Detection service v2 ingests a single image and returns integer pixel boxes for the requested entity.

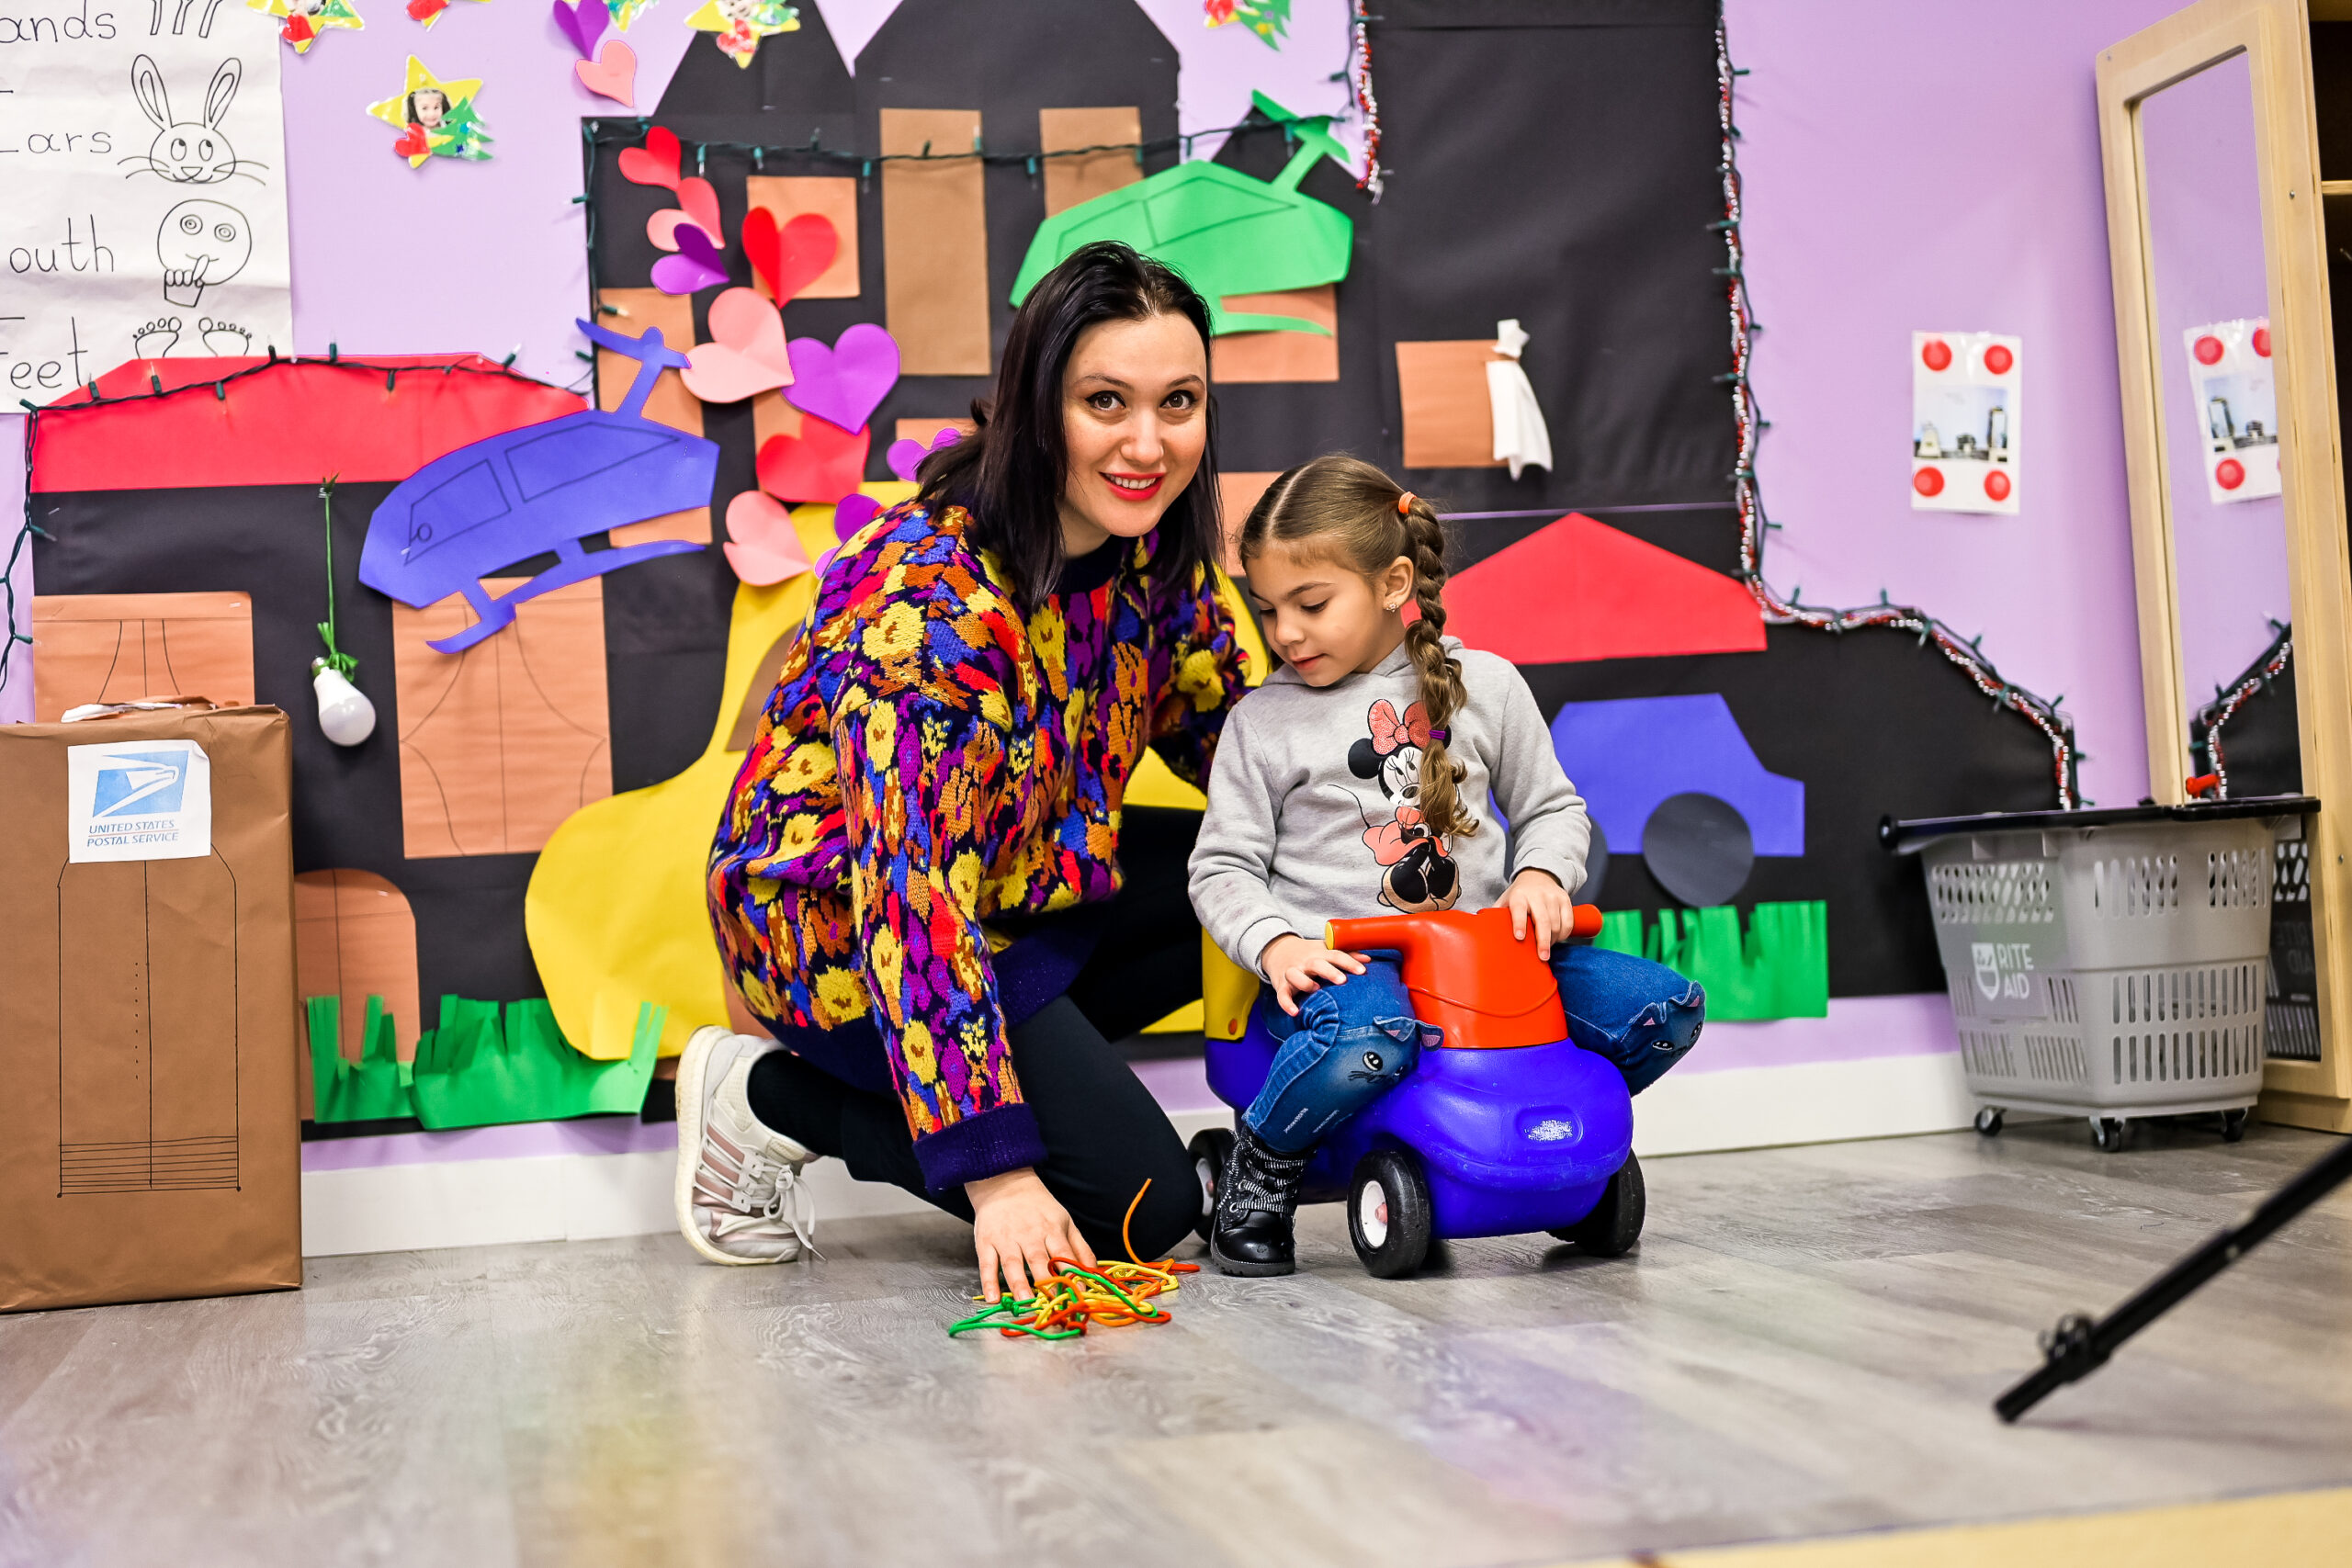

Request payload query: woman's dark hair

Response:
[918,241,1220,611]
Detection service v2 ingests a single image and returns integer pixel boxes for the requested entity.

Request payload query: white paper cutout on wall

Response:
[1911,331,2019,516]
[0,27,293,392]
[2181,317,2279,505]
[1486,318,1552,480]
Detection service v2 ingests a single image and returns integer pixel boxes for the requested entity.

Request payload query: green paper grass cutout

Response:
[1010,91,1353,336]
[304,994,665,1127]
[1593,901,1828,1021]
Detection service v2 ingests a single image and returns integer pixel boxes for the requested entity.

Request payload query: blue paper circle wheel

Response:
[1574,819,1610,903]
[1643,792,1754,908]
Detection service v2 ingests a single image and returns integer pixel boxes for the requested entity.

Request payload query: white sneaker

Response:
[674,1026,820,1265]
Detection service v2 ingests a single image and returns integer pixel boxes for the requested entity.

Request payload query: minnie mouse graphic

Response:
[1348,698,1467,913]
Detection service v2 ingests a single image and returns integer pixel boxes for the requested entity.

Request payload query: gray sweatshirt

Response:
[1189,637,1590,975]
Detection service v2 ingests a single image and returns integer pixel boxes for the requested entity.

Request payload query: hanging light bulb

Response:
[312,658,378,747]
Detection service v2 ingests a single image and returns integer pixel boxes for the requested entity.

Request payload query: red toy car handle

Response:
[1322,905,1605,1050]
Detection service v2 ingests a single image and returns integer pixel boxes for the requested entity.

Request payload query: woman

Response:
[688,242,1250,1301]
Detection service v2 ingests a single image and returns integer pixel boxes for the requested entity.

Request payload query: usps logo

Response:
[66,740,213,863]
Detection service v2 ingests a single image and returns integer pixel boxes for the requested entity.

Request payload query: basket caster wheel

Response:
[1348,1148,1433,1279]
[1187,1127,1235,1246]
[1548,1151,1645,1257]
[2091,1116,2128,1153]
[2220,1108,2250,1143]
[1974,1107,2005,1137]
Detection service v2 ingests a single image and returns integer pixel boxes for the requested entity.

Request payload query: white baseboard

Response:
[300,1063,1973,1258]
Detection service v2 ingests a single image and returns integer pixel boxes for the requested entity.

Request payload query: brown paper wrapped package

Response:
[0,705,302,1313]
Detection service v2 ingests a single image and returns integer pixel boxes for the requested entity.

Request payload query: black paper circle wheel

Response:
[1642,792,1755,908]
[1575,819,1611,903]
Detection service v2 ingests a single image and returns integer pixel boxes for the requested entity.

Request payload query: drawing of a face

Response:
[408,89,450,130]
[156,200,253,306]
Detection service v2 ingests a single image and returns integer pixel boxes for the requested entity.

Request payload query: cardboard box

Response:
[0,705,302,1312]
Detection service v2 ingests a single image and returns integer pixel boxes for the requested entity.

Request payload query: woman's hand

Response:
[966,1167,1095,1303]
[1501,868,1577,958]
[1259,932,1367,1015]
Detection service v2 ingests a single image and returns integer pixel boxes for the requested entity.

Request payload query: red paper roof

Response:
[30,355,586,494]
[1443,512,1768,663]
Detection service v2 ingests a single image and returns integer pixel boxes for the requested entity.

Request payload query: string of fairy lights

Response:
[2192,622,2292,797]
[1711,9,2084,809]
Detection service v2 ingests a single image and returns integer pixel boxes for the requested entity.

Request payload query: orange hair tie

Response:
[1396,491,1417,515]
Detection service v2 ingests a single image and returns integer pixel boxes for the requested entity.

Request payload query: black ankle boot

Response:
[1210,1126,1310,1277]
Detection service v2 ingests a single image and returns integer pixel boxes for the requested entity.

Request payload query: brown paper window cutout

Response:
[881,107,992,376]
[1216,471,1283,575]
[1213,287,1340,384]
[894,416,977,448]
[1395,340,1510,470]
[1039,107,1142,216]
[743,175,863,298]
[392,576,614,859]
[295,869,422,1064]
[30,592,254,721]
[598,288,711,548]
[58,857,241,1194]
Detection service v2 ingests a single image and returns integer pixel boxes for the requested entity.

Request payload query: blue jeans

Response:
[1243,947,1705,1154]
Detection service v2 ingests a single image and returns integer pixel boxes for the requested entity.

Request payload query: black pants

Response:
[745,808,1206,1260]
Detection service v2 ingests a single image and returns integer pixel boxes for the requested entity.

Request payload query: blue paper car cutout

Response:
[360,319,718,654]
[1549,693,1806,858]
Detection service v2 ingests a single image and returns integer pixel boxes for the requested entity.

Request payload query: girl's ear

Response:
[1348,738,1384,782]
[1381,554,1416,612]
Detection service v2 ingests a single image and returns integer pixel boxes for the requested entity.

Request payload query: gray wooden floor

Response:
[4,1121,2349,1568]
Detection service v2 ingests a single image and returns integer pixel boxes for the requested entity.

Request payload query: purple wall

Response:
[1727,0,2194,810]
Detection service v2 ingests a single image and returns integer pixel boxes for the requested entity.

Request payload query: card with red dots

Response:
[1911,331,2020,515]
[2179,318,2278,506]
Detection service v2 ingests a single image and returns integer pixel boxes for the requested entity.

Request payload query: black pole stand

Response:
[1996,1134,2352,1422]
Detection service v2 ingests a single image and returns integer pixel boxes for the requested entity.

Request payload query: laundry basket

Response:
[1883,798,2317,1150]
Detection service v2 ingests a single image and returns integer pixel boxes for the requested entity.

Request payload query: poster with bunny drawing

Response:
[0,4,291,390]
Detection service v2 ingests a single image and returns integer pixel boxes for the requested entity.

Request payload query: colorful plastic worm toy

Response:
[946,1183,1201,1341]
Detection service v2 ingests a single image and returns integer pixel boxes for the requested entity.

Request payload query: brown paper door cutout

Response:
[1216,471,1283,574]
[1039,107,1143,216]
[881,107,991,376]
[392,577,614,859]
[597,288,712,549]
[1395,340,1510,470]
[295,870,422,1062]
[30,592,255,722]
[57,857,241,1194]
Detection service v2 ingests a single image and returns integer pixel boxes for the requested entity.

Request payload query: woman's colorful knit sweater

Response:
[708,501,1249,1190]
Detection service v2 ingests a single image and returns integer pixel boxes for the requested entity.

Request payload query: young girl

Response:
[1188,455,1704,1276]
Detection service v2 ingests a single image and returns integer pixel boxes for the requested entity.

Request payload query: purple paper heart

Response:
[886,424,960,482]
[551,0,607,59]
[650,223,727,295]
[784,323,900,435]
[833,492,884,541]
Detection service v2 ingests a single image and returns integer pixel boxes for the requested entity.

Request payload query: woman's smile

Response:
[1102,472,1166,502]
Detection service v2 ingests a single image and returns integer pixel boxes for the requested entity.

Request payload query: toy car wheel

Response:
[1550,1151,1645,1257]
[2091,1116,2128,1153]
[2220,1108,2250,1143]
[1187,1127,1235,1245]
[1348,1149,1432,1279]
[1974,1107,2005,1137]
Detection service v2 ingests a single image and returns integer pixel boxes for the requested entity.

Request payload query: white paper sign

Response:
[0,2,291,397]
[1911,331,2021,515]
[2181,317,2280,505]
[66,738,212,862]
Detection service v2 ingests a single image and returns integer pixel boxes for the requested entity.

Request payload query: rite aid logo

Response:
[66,740,213,864]
[1972,941,2035,1003]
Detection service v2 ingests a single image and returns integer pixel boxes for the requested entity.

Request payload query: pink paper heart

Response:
[681,288,793,403]
[650,224,727,294]
[647,176,724,251]
[574,39,636,106]
[616,126,681,190]
[552,0,606,57]
[722,490,812,585]
[783,323,900,434]
[886,424,960,482]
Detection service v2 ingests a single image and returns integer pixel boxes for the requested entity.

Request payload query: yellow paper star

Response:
[366,57,489,169]
[684,0,798,69]
[247,0,365,55]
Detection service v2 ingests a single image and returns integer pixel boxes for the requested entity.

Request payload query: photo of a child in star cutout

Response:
[684,0,797,68]
[365,58,493,167]
[1346,698,1468,914]
[247,0,364,55]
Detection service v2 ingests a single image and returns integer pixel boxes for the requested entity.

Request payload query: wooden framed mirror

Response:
[2099,0,2352,1130]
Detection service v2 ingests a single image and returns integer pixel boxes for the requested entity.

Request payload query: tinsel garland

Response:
[2191,623,2292,798]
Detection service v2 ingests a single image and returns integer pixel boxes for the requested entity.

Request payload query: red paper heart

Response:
[757,414,870,504]
[741,209,839,306]
[394,124,429,161]
[616,125,682,189]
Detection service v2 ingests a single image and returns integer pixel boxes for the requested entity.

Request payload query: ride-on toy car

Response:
[1191,905,1645,1278]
